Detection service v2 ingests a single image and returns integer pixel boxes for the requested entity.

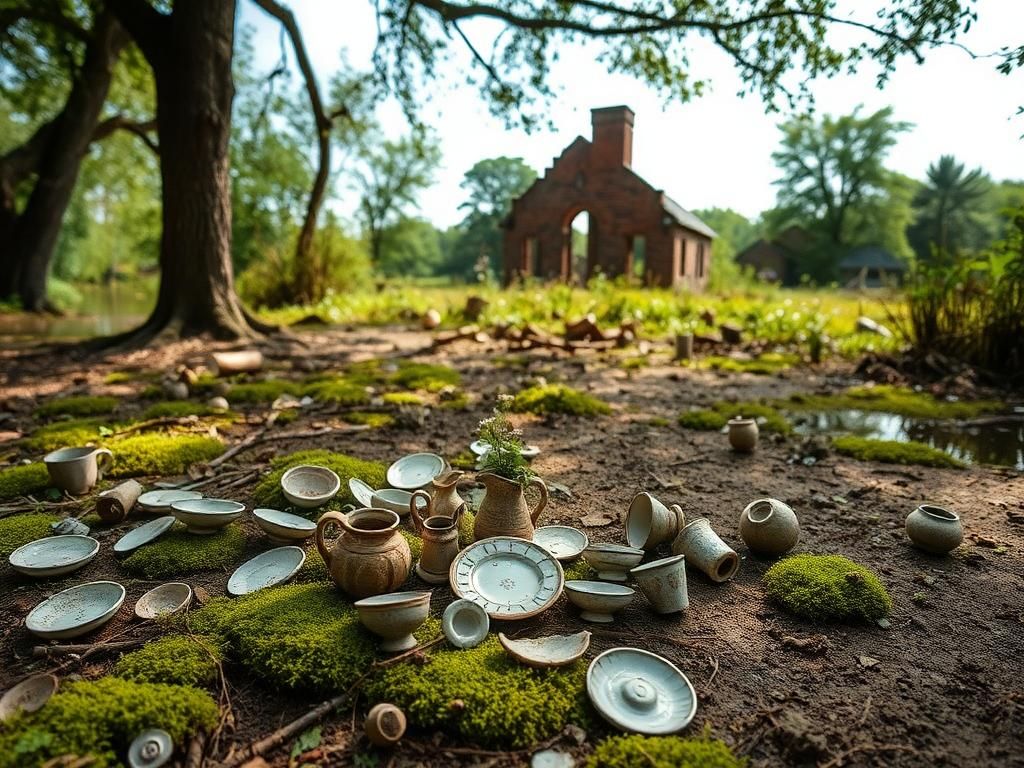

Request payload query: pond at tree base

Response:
[0,282,155,340]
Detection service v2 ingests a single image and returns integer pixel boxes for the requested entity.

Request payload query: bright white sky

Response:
[238,0,1024,229]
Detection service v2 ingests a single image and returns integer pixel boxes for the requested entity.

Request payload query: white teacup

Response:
[43,447,113,495]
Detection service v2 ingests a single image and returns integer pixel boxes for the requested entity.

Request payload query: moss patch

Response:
[34,395,119,419]
[119,525,246,579]
[833,436,964,469]
[345,411,395,428]
[140,401,223,420]
[764,554,892,623]
[103,371,136,384]
[0,464,51,501]
[678,401,791,435]
[252,450,387,509]
[108,434,224,478]
[700,352,798,375]
[304,377,370,406]
[512,385,611,417]
[563,558,595,581]
[0,513,58,558]
[114,635,222,688]
[458,510,475,549]
[392,362,461,392]
[21,417,108,453]
[0,677,217,768]
[588,734,746,768]
[787,385,1003,420]
[227,379,300,404]
[382,392,424,406]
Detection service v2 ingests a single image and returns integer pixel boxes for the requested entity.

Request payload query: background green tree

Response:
[908,155,993,262]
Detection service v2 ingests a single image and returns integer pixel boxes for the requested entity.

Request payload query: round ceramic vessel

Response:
[354,591,431,652]
[281,465,341,508]
[671,517,740,583]
[372,488,423,517]
[533,526,589,562]
[739,498,800,556]
[442,598,490,648]
[587,647,697,734]
[137,489,202,513]
[364,703,407,747]
[498,630,591,668]
[625,492,686,550]
[348,477,375,507]
[581,543,644,582]
[727,417,759,453]
[387,453,446,490]
[630,554,689,614]
[905,504,964,554]
[135,582,192,620]
[127,728,173,768]
[228,546,306,596]
[26,581,126,640]
[170,498,244,534]
[252,508,316,543]
[9,535,99,578]
[450,536,564,620]
[564,580,635,623]
[0,674,58,722]
[113,516,176,554]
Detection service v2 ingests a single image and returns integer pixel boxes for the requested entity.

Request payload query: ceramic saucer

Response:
[387,452,446,490]
[587,647,697,734]
[449,536,563,620]
[137,490,202,513]
[9,535,100,578]
[26,581,126,640]
[227,546,305,596]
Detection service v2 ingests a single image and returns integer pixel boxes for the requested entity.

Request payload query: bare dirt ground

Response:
[2,326,1023,767]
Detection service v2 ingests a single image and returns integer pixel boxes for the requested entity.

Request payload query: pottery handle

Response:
[315,510,347,567]
[94,448,114,479]
[451,502,465,528]
[527,477,548,525]
[409,490,431,533]
[670,503,686,531]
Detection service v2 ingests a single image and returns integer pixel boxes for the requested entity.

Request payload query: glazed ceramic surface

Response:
[137,489,202,513]
[43,446,113,495]
[473,473,548,541]
[316,508,412,598]
[228,546,306,596]
[372,488,420,517]
[171,498,244,534]
[587,647,697,734]
[0,674,58,722]
[9,535,99,578]
[498,630,591,668]
[582,543,644,582]
[364,703,407,746]
[252,508,317,543]
[727,417,759,452]
[450,536,563,619]
[113,516,176,554]
[671,517,740,583]
[564,580,635,623]
[354,591,431,652]
[127,728,173,768]
[630,555,689,614]
[533,526,589,561]
[25,581,125,640]
[906,504,964,554]
[387,453,446,490]
[739,498,800,556]
[281,465,341,508]
[348,478,375,507]
[625,492,686,550]
[442,598,490,648]
[134,583,192,620]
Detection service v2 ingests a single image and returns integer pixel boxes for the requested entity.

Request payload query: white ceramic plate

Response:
[113,516,176,554]
[387,453,446,490]
[348,478,375,507]
[587,647,697,734]
[170,498,244,534]
[533,526,589,562]
[252,508,316,542]
[25,581,126,640]
[0,674,59,722]
[499,630,591,668]
[9,535,100,578]
[137,490,202,513]
[135,582,192,620]
[227,546,305,596]
[450,536,564,620]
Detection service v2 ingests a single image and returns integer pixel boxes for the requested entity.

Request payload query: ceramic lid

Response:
[533,526,589,561]
[450,537,564,620]
[348,478,375,507]
[587,647,697,734]
[25,581,126,637]
[227,547,305,596]
[127,728,173,768]
[9,535,99,572]
[387,453,446,490]
[137,490,202,510]
[114,516,176,554]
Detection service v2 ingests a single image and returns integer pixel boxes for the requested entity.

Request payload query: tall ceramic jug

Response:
[411,501,463,584]
[473,472,547,541]
[410,469,465,519]
[316,507,412,598]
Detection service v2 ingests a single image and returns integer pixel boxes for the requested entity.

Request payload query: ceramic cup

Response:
[43,447,113,495]
[671,517,739,583]
[626,492,686,550]
[905,504,963,554]
[630,554,689,614]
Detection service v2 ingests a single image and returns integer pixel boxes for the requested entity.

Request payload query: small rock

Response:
[207,396,230,410]
[531,750,574,768]
[448,699,465,712]
[719,323,743,345]
[564,724,587,745]
[162,380,189,400]
[876,617,891,629]
[193,586,211,605]
[421,309,442,329]
[547,481,575,501]
[913,573,938,587]
[858,655,881,668]
[272,394,302,410]
[580,512,614,527]
[856,316,893,338]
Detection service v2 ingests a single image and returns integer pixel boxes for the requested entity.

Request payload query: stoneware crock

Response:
[671,517,739,583]
[727,417,759,453]
[625,492,686,550]
[905,504,963,554]
[411,501,463,584]
[316,507,412,598]
[738,498,800,556]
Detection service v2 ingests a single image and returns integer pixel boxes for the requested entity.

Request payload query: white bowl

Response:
[355,591,432,652]
[498,630,591,668]
[26,581,126,640]
[113,516,176,554]
[371,488,425,517]
[128,729,173,768]
[386,453,446,490]
[9,535,99,578]
[281,465,341,508]
[0,674,59,722]
[170,498,244,534]
[349,477,375,507]
[587,647,697,734]
[137,489,202,513]
[533,526,589,562]
[228,547,306,596]
[135,582,192,620]
[442,598,490,649]
[582,543,644,581]
[564,580,635,623]
[252,508,316,543]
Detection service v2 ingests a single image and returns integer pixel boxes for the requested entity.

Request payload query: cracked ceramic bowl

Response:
[533,526,589,562]
[281,465,341,508]
[587,647,697,734]
[9,535,100,578]
[582,543,644,581]
[348,478,375,507]
[228,546,306,596]
[354,591,431,652]
[564,580,635,623]
[441,598,489,649]
[252,508,317,543]
[498,630,591,668]
[386,453,446,491]
[0,674,59,722]
[26,581,126,640]
[135,582,192,620]
[170,498,244,534]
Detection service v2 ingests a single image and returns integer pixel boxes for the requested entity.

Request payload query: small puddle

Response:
[789,409,1024,470]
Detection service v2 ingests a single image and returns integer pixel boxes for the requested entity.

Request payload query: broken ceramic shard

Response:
[386,452,446,490]
[170,498,244,534]
[498,630,591,668]
[0,674,58,722]
[251,507,316,543]
[137,489,202,514]
[533,525,589,562]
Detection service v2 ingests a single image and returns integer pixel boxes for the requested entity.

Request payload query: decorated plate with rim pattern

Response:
[449,536,564,620]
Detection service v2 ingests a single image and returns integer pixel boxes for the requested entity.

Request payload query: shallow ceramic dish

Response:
[348,477,375,507]
[127,728,173,768]
[252,508,317,543]
[582,543,645,581]
[387,452,446,490]
[371,488,424,517]
[498,630,591,668]
[9,535,100,578]
[450,536,564,620]
[135,582,192,620]
[0,674,58,722]
[25,581,126,640]
[442,598,490,648]
[113,516,176,554]
[170,498,244,534]
[564,580,635,623]
[136,489,202,513]
[354,591,431,652]
[227,546,305,596]
[281,465,341,508]
[587,647,697,734]
[534,526,589,562]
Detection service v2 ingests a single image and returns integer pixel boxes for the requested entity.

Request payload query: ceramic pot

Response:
[625,492,686,550]
[905,504,963,554]
[43,447,113,495]
[365,703,407,746]
[671,517,739,583]
[316,508,412,598]
[411,469,465,519]
[630,554,689,614]
[739,498,800,556]
[411,501,463,584]
[473,472,548,541]
[727,417,759,452]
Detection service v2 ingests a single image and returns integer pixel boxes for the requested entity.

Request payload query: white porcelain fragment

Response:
[0,674,58,722]
[113,516,176,554]
[252,508,316,543]
[498,630,591,668]
[170,498,244,534]
[134,583,192,620]
[227,547,305,596]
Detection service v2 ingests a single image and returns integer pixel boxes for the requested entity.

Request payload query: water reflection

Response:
[0,281,155,340]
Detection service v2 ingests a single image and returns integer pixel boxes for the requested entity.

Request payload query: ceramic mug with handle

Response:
[43,447,114,495]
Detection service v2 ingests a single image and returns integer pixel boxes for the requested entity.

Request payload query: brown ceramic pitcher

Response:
[473,472,548,541]
[411,501,464,584]
[410,469,465,519]
[316,507,412,598]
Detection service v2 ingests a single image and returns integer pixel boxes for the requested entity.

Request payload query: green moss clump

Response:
[120,525,246,579]
[512,385,611,417]
[0,513,58,557]
[833,436,964,469]
[450,449,477,470]
[366,634,590,748]
[114,635,222,688]
[764,554,892,623]
[678,401,791,435]
[562,558,595,581]
[294,547,330,583]
[345,411,395,428]
[103,371,135,384]
[458,509,475,549]
[274,408,300,425]
[141,401,222,420]
[382,392,424,406]
[587,734,746,768]
[787,385,1002,420]
[0,677,217,768]
[303,378,370,406]
[701,352,798,375]
[108,434,224,478]
[21,417,108,453]
[0,464,51,501]
[228,379,301,404]
[34,395,119,419]
[438,390,471,410]
[392,362,461,392]
[252,450,387,509]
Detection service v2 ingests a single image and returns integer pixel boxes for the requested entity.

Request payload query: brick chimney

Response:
[591,106,634,169]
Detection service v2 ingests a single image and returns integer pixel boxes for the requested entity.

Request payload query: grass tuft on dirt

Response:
[764,553,892,623]
[787,385,1003,420]
[832,436,965,469]
[678,401,791,435]
[0,512,58,557]
[345,411,395,428]
[0,464,51,501]
[365,634,590,748]
[119,525,246,579]
[391,362,461,392]
[0,677,217,768]
[34,395,119,419]
[382,392,424,406]
[303,377,370,405]
[113,635,222,688]
[512,384,611,417]
[140,401,225,420]
[699,352,799,375]
[108,434,224,478]
[252,450,387,509]
[227,379,301,404]
[587,733,746,768]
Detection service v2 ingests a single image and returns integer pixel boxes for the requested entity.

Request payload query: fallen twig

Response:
[32,639,144,658]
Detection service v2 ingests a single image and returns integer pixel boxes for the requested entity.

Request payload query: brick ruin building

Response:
[502,106,715,289]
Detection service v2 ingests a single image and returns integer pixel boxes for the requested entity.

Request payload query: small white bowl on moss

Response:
[252,508,316,543]
[281,465,341,508]
[355,591,432,652]
[170,498,245,534]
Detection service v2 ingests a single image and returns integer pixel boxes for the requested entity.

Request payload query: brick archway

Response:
[561,206,597,285]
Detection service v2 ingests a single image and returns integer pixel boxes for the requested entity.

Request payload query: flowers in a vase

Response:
[478,394,533,486]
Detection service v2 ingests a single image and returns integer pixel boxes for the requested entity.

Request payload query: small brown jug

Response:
[316,507,412,599]
[410,469,465,519]
[411,501,464,584]
[473,472,548,541]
